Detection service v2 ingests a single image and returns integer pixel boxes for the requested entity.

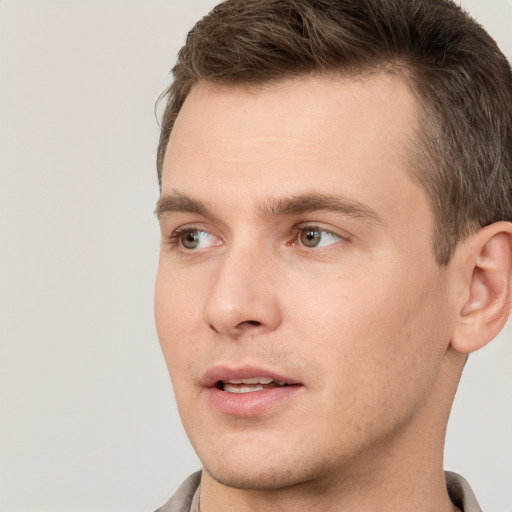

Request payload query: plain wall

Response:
[0,1,510,511]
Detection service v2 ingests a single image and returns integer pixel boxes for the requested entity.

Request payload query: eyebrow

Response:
[155,192,210,220]
[260,193,384,224]
[155,191,384,225]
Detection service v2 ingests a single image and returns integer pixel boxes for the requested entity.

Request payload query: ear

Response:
[451,222,512,354]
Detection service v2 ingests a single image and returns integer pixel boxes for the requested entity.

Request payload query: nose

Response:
[203,243,282,338]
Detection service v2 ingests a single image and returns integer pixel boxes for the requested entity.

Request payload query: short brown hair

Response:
[156,0,512,264]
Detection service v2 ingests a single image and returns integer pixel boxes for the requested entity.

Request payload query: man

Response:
[153,0,512,510]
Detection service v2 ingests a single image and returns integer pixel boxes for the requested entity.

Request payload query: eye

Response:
[172,228,220,250]
[297,226,341,248]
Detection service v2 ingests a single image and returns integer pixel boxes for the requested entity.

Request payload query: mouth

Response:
[215,376,293,394]
[203,366,303,416]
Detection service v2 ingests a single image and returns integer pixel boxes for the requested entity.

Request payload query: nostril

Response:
[243,320,262,327]
[208,319,263,335]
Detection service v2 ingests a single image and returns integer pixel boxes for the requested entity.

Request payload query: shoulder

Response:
[445,471,482,512]
[155,471,202,512]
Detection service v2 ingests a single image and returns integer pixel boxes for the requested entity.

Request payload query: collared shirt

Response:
[156,470,483,512]
[189,482,200,512]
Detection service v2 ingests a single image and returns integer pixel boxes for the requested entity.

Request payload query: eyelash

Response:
[166,224,348,251]
[291,224,346,248]
[166,227,214,249]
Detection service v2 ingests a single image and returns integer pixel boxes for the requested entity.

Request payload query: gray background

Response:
[0,1,511,511]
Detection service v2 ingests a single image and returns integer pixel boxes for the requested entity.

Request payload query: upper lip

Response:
[202,365,301,388]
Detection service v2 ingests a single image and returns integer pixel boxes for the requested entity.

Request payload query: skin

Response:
[155,75,467,512]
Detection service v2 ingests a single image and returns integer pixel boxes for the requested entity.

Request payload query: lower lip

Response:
[205,385,303,416]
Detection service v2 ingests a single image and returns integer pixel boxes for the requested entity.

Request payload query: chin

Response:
[198,443,335,492]
[187,418,350,492]
[203,462,316,491]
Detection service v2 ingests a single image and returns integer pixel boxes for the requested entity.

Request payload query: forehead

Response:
[161,74,430,232]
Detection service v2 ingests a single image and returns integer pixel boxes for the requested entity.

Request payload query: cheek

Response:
[303,264,451,401]
[154,262,206,381]
[155,253,208,329]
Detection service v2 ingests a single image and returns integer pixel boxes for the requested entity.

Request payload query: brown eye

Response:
[297,227,341,248]
[174,229,220,250]
[181,230,200,249]
[299,228,322,247]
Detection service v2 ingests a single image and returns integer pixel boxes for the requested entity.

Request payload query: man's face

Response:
[155,75,455,489]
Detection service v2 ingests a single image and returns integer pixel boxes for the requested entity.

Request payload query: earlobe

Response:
[451,222,512,354]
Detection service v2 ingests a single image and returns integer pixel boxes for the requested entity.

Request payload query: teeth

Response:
[223,384,264,393]
[224,377,274,385]
[220,376,279,394]
[242,377,273,384]
[218,377,291,393]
